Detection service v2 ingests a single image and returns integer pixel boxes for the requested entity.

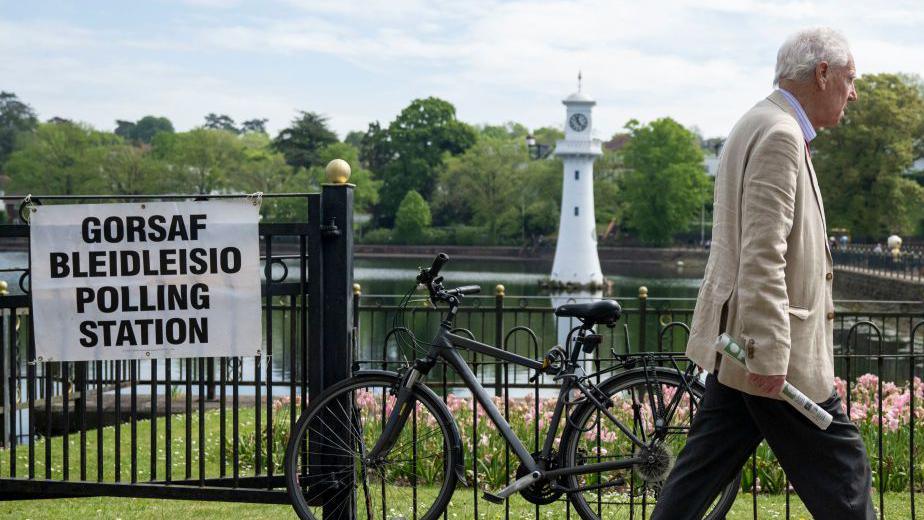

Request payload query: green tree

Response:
[502,156,563,242]
[165,129,244,194]
[225,132,297,220]
[375,98,476,225]
[269,142,382,222]
[85,144,170,195]
[312,142,381,213]
[358,121,392,173]
[232,132,291,193]
[0,91,38,166]
[478,122,529,141]
[272,111,338,170]
[594,149,625,237]
[343,130,364,149]
[394,190,431,242]
[5,121,118,195]
[204,113,239,133]
[240,118,268,134]
[440,136,521,243]
[532,126,564,147]
[435,134,562,243]
[621,118,710,245]
[114,115,174,144]
[813,73,924,239]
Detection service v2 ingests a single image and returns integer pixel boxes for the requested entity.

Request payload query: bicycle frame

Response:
[367,324,651,482]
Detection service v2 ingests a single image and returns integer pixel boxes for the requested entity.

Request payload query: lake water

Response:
[354,256,703,299]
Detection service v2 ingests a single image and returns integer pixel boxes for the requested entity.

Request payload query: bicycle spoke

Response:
[286,376,455,520]
[563,371,737,520]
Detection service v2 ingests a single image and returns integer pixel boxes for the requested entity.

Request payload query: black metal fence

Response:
[1,187,922,519]
[0,186,356,504]
[834,246,924,283]
[353,287,924,519]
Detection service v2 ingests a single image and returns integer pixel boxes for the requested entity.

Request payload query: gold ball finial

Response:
[325,159,351,184]
[638,286,648,299]
[495,284,505,296]
[0,280,7,296]
[352,283,362,296]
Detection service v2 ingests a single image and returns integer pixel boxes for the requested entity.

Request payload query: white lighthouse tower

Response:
[551,77,604,287]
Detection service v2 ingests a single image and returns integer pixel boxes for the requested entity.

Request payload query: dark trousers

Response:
[651,373,875,520]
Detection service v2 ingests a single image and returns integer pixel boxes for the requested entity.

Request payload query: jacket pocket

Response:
[787,305,810,320]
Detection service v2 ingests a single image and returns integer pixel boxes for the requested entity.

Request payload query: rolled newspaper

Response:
[714,333,833,430]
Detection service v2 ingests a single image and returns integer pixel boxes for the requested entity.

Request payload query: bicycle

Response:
[284,253,741,519]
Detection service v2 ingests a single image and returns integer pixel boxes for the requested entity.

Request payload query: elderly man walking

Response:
[651,28,874,519]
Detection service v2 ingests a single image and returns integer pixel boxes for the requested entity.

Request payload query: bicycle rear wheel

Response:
[561,367,740,520]
[284,371,460,520]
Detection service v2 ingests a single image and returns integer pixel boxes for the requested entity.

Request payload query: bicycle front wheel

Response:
[560,367,740,520]
[284,371,460,520]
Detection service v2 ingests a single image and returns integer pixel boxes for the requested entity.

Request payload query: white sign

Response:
[29,200,262,361]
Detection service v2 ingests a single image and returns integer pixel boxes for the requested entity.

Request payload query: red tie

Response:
[805,140,811,159]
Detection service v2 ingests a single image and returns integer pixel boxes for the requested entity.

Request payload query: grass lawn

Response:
[1,408,920,518]
[0,491,919,519]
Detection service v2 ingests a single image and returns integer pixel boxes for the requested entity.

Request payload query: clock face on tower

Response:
[569,113,588,132]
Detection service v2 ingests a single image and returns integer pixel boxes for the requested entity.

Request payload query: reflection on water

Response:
[353,256,702,300]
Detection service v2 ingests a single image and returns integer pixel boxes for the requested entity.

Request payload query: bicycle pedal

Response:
[482,492,504,504]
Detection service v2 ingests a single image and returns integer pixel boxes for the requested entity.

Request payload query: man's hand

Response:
[747,373,786,396]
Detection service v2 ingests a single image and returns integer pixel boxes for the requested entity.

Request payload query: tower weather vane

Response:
[578,71,582,92]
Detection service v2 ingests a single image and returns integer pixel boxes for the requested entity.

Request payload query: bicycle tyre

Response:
[284,370,462,520]
[560,367,740,520]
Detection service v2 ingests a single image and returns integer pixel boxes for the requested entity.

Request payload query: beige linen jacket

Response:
[685,90,836,403]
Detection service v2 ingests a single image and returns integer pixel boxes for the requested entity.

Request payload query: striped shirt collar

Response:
[777,88,817,143]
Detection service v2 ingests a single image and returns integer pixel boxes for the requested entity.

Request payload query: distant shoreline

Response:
[353,244,709,279]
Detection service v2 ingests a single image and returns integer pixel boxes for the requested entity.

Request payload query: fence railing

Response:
[353,286,923,520]
[834,247,924,283]
[1,222,922,519]
[0,186,356,506]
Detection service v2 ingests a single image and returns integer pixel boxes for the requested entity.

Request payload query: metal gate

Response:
[0,184,354,504]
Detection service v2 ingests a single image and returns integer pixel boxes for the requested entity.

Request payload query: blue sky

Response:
[2,0,923,140]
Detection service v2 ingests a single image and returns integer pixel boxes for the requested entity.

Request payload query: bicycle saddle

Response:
[554,300,622,325]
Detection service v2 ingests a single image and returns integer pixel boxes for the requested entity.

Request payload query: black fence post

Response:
[638,286,648,353]
[494,284,504,397]
[318,180,354,393]
[307,163,355,520]
[352,283,361,365]
[0,282,6,448]
[206,358,216,400]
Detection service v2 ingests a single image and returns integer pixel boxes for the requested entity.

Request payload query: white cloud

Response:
[3,1,923,140]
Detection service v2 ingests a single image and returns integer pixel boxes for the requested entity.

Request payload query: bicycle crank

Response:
[483,470,543,504]
[515,451,564,505]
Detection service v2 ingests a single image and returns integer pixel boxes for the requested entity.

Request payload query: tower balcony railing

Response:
[553,139,603,156]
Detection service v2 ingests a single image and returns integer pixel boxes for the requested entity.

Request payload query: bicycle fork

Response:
[366,364,426,462]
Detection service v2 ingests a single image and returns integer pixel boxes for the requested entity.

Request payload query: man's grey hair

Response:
[774,27,851,87]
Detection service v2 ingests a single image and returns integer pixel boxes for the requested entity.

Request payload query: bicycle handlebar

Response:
[415,254,481,310]
[429,253,449,278]
[417,253,449,284]
[447,285,481,297]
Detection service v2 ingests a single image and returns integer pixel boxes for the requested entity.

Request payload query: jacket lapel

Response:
[804,150,833,261]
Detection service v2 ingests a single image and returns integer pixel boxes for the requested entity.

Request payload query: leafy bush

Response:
[361,227,393,244]
[394,190,431,243]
